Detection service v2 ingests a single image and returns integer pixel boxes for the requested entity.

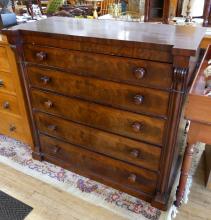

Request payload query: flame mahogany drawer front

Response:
[24,45,172,90]
[31,89,165,146]
[35,112,161,171]
[27,66,169,117]
[40,134,158,197]
[4,17,204,210]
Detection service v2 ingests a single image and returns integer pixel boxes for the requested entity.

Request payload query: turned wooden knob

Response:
[40,76,51,84]
[36,51,47,61]
[133,95,144,105]
[130,149,139,158]
[128,174,136,183]
[2,101,10,109]
[132,122,143,132]
[0,80,4,87]
[47,124,57,131]
[134,67,146,79]
[53,145,60,154]
[44,100,53,108]
[9,125,16,132]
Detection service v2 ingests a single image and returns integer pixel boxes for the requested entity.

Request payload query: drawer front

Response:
[0,113,25,140]
[27,67,169,116]
[0,72,16,94]
[40,134,158,196]
[0,46,10,72]
[24,45,172,89]
[35,112,161,171]
[0,93,20,116]
[31,89,165,145]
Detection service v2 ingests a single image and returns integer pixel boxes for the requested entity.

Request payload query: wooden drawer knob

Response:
[44,100,53,108]
[0,80,4,87]
[2,101,10,109]
[36,51,47,61]
[134,67,146,79]
[9,125,16,132]
[40,76,51,84]
[47,124,57,131]
[130,149,139,158]
[128,174,136,183]
[133,95,144,105]
[132,122,143,132]
[52,145,60,154]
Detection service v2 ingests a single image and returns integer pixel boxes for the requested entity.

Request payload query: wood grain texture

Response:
[24,48,173,90]
[35,111,161,171]
[31,89,166,146]
[27,66,170,117]
[40,134,158,197]
[2,18,204,210]
[0,34,33,146]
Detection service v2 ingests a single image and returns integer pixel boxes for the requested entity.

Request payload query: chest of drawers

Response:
[3,17,205,210]
[0,34,32,145]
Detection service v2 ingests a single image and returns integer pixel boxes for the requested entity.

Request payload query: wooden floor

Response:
[0,153,211,220]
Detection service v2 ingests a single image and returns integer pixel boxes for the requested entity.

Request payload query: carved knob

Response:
[133,95,144,105]
[128,174,136,183]
[134,67,146,79]
[40,76,51,84]
[132,122,143,132]
[3,101,10,109]
[36,51,47,61]
[52,145,60,154]
[130,149,139,158]
[0,80,4,87]
[9,125,16,132]
[44,100,53,108]
[47,124,57,131]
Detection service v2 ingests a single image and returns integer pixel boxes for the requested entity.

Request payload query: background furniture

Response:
[4,17,204,210]
[0,35,32,145]
[175,44,211,207]
[144,0,179,23]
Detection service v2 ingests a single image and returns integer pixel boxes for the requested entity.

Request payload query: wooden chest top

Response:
[5,17,205,56]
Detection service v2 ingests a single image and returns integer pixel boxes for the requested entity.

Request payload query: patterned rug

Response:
[0,134,204,220]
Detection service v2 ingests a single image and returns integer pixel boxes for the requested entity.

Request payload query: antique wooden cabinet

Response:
[0,34,32,145]
[3,17,205,210]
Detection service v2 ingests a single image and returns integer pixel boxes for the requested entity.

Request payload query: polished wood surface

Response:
[31,89,165,145]
[35,112,161,171]
[40,134,157,197]
[25,51,173,90]
[175,44,211,207]
[5,17,205,56]
[0,35,32,145]
[3,17,205,210]
[28,67,170,117]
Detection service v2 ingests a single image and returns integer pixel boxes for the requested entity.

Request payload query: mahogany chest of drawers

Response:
[0,34,32,145]
[3,17,205,210]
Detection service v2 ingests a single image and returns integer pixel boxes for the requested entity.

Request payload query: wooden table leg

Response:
[174,123,197,207]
